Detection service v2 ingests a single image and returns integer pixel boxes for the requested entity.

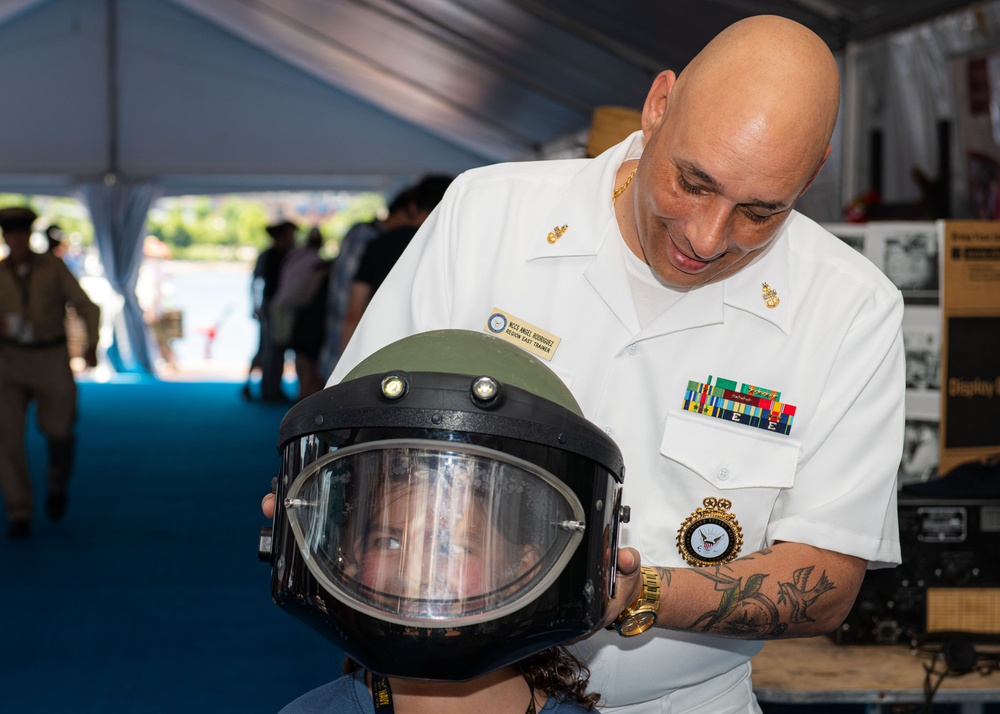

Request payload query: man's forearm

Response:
[653,542,867,640]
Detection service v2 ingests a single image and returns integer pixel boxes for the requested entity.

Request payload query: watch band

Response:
[635,565,660,608]
[608,565,661,636]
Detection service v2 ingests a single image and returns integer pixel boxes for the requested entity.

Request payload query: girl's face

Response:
[355,479,536,613]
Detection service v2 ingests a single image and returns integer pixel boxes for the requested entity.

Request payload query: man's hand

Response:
[599,547,644,630]
[262,492,276,520]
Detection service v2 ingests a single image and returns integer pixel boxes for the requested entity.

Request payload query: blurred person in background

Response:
[338,176,453,355]
[274,226,331,401]
[0,206,100,539]
[245,219,296,403]
[317,176,452,380]
[45,224,66,258]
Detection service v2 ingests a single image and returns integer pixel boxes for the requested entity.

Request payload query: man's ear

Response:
[800,144,834,195]
[642,70,677,141]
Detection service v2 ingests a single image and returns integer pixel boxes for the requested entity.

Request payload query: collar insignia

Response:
[547,225,568,244]
[762,282,780,308]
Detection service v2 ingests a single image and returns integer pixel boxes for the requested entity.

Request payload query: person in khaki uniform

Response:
[0,206,100,539]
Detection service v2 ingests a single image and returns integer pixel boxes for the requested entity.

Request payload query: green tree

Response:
[0,194,94,246]
[2,191,389,262]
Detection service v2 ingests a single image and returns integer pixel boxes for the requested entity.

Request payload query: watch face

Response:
[620,611,657,636]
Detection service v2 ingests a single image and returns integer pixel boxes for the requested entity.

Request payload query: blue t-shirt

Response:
[279,670,594,713]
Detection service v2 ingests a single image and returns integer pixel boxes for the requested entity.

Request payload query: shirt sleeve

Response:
[57,260,101,345]
[767,287,905,568]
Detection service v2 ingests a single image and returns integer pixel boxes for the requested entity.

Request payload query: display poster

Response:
[939,220,1000,474]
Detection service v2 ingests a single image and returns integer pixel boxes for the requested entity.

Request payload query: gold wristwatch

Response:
[608,565,660,637]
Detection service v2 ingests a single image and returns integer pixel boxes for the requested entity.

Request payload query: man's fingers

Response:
[599,548,645,630]
[617,547,641,574]
[262,493,276,519]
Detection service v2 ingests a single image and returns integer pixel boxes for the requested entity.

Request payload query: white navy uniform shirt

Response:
[329,132,904,711]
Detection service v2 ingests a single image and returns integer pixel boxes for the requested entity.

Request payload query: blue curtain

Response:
[77,178,162,373]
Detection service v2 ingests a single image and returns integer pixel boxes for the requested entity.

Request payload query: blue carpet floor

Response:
[0,378,343,714]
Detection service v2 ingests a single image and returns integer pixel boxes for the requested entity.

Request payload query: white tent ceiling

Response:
[0,0,985,196]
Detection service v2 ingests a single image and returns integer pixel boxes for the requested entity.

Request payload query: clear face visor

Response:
[284,439,586,628]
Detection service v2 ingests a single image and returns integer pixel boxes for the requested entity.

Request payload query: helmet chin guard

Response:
[263,330,626,681]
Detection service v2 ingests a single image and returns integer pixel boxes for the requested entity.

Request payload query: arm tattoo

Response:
[688,567,786,639]
[659,567,673,588]
[777,565,836,624]
[686,565,836,639]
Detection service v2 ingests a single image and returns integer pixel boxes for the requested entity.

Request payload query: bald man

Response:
[266,16,903,713]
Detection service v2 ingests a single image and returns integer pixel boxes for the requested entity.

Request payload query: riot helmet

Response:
[261,329,627,680]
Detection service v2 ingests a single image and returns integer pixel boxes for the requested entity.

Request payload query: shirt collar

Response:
[526,130,794,335]
[722,217,793,335]
[527,131,644,261]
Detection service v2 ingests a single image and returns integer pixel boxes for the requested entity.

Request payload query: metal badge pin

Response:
[547,225,568,244]
[762,282,780,308]
[677,497,744,567]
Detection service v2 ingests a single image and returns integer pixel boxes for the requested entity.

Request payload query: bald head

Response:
[664,15,840,178]
[622,17,842,289]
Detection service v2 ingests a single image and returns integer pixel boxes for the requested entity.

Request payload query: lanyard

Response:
[370,674,537,714]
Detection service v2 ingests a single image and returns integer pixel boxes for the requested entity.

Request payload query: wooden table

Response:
[751,637,1000,713]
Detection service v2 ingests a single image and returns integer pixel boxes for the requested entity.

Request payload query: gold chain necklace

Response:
[612,166,637,203]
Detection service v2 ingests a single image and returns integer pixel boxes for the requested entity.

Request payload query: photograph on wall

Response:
[898,391,940,489]
[902,306,942,392]
[864,222,941,305]
[822,222,866,254]
[899,421,941,488]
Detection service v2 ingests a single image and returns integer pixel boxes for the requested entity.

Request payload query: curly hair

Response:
[517,646,601,711]
[342,646,601,711]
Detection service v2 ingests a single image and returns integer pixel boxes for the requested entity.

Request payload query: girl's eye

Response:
[372,536,402,551]
[441,541,470,556]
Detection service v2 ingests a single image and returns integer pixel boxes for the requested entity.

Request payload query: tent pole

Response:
[105,0,119,179]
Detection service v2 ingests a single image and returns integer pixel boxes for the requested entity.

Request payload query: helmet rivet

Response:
[431,414,443,424]
[314,415,324,425]
[471,376,499,403]
[380,374,407,399]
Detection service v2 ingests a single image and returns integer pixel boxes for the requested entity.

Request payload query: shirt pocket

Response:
[638,411,800,564]
[660,411,799,491]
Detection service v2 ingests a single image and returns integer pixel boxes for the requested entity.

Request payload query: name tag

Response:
[484,308,561,361]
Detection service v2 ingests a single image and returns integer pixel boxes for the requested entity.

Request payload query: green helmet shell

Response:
[343,329,582,416]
